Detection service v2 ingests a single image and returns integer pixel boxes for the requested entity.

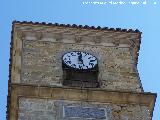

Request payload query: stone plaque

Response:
[63,106,106,119]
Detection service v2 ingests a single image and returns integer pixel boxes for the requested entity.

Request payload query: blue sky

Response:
[0,0,159,119]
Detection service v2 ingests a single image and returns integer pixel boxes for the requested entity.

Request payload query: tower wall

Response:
[18,98,150,120]
[7,21,156,120]
[11,23,142,92]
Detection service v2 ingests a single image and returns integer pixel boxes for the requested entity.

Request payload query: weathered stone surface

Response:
[18,98,151,120]
[18,98,57,120]
[8,81,156,120]
[8,22,156,120]
[20,38,141,92]
[10,23,143,92]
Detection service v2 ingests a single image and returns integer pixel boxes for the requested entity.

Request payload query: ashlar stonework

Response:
[13,22,141,92]
[7,21,156,120]
[18,98,150,120]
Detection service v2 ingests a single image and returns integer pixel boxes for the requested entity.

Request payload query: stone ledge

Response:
[9,83,156,120]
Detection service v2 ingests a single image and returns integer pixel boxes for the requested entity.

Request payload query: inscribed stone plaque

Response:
[64,106,107,119]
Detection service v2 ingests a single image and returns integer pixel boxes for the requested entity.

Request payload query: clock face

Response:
[62,51,98,70]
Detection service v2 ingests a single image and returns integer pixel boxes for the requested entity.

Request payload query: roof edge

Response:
[12,20,142,34]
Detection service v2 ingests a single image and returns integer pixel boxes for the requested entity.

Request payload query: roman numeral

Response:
[71,64,76,67]
[89,63,94,67]
[71,52,76,56]
[79,65,83,69]
[66,61,71,64]
[90,59,96,62]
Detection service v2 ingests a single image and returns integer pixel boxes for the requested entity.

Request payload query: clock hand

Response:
[78,52,83,64]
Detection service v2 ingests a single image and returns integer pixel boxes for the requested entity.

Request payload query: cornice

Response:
[8,84,157,120]
[12,20,141,34]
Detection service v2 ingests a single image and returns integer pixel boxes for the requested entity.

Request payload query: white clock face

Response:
[62,51,98,70]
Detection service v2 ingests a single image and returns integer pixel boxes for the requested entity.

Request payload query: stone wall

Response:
[11,24,142,92]
[7,22,156,120]
[21,39,141,92]
[18,97,150,120]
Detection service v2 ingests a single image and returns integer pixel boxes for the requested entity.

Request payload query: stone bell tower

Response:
[7,21,156,120]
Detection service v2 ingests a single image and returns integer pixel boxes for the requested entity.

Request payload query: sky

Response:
[0,0,159,119]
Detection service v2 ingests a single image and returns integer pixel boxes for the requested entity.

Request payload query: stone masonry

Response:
[18,98,150,120]
[7,21,156,120]
[12,22,142,92]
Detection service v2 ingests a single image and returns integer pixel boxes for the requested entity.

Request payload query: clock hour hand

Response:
[78,52,83,64]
